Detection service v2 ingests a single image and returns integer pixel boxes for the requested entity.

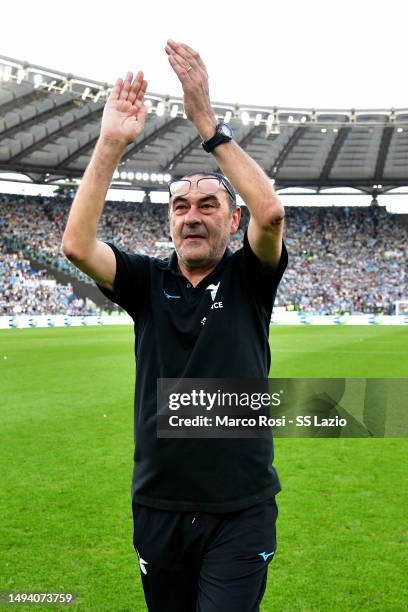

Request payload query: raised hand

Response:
[165,40,217,139]
[100,71,149,145]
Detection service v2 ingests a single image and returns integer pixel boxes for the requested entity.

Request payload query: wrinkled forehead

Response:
[180,172,212,182]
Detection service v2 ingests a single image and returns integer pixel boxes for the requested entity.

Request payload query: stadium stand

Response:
[0,57,406,318]
[1,193,406,316]
[0,57,407,191]
[0,246,99,315]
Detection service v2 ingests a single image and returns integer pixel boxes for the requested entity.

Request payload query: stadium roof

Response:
[0,55,407,195]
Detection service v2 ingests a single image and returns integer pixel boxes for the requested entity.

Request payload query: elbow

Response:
[61,236,85,263]
[259,198,285,231]
[269,208,285,227]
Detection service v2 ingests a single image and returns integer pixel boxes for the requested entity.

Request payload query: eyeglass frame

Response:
[167,173,236,206]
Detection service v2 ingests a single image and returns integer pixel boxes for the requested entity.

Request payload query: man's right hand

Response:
[62,71,149,290]
[100,71,149,145]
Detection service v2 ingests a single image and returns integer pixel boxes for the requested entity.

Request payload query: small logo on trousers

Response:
[258,551,275,561]
[136,548,149,575]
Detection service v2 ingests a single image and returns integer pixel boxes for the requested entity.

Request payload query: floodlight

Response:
[170,104,178,117]
[113,170,120,179]
[120,171,127,180]
[266,111,280,135]
[17,68,25,84]
[142,172,149,181]
[136,172,142,180]
[241,111,250,125]
[397,127,403,133]
[164,173,171,182]
[151,173,157,181]
[321,128,327,133]
[3,66,12,81]
[254,113,262,126]
[157,173,164,182]
[60,80,69,94]
[156,102,165,116]
[33,74,43,88]
[224,110,232,123]
[127,171,134,180]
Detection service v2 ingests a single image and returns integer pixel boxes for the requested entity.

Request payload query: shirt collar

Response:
[158,246,232,277]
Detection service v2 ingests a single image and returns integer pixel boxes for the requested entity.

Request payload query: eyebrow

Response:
[171,194,221,207]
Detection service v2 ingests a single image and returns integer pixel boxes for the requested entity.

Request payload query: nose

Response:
[184,204,201,225]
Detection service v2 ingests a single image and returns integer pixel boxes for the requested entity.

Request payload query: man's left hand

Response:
[165,40,217,139]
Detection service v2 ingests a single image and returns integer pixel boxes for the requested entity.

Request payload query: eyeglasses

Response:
[168,176,236,203]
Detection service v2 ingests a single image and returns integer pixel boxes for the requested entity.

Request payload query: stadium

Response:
[1,42,407,612]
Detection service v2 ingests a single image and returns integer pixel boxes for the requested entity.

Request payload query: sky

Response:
[2,0,407,109]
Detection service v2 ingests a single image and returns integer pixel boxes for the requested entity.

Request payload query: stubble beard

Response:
[176,235,228,271]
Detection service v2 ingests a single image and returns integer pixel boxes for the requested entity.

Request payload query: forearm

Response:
[198,119,284,227]
[62,137,126,258]
[164,40,283,227]
[215,141,284,226]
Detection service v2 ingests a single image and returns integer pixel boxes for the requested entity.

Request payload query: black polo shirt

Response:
[97,232,288,512]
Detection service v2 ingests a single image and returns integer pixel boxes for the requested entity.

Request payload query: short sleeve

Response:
[96,242,150,318]
[239,231,288,312]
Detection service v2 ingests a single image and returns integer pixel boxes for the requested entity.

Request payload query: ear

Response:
[229,206,241,235]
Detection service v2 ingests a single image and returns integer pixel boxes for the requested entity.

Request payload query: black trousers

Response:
[132,497,278,612]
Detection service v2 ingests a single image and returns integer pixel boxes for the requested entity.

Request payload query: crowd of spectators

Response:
[0,192,406,316]
[281,205,406,315]
[0,247,99,316]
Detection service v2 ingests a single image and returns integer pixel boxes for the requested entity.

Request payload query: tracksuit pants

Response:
[132,496,278,612]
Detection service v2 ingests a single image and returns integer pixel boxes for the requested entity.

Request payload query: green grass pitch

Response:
[1,325,407,611]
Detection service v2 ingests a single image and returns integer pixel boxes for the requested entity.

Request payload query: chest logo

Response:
[163,290,181,299]
[206,282,220,302]
[206,282,223,310]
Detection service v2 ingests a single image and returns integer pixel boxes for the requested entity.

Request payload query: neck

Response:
[177,258,218,287]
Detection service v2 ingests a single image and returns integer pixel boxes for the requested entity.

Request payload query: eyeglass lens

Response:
[170,177,221,196]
